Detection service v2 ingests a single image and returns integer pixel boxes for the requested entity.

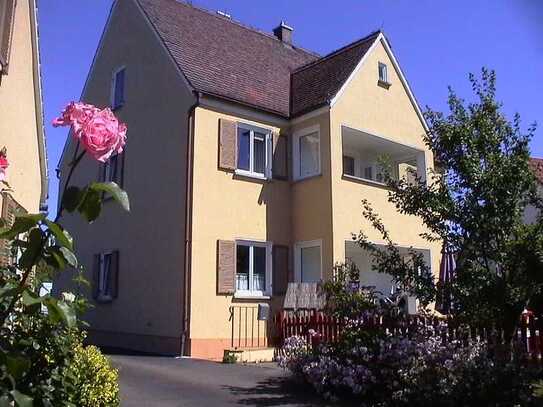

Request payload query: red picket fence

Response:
[274,309,543,361]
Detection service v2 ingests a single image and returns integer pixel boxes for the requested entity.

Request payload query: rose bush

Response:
[0,147,8,183]
[0,102,127,406]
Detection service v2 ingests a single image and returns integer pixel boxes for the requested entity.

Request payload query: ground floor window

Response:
[294,240,322,283]
[235,240,272,296]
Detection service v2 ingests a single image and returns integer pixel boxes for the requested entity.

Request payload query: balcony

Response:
[341,126,426,186]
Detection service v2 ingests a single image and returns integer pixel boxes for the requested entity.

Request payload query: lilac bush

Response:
[279,323,541,406]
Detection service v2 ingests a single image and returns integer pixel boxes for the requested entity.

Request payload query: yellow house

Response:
[0,0,47,265]
[54,0,440,360]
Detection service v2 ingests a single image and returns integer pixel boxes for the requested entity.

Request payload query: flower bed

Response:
[278,325,542,406]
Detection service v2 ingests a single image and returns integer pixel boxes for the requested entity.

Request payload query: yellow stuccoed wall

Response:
[290,113,335,278]
[190,106,290,358]
[329,39,441,278]
[0,0,42,213]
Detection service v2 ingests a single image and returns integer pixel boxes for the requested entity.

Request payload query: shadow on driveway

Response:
[223,375,329,406]
[109,354,332,407]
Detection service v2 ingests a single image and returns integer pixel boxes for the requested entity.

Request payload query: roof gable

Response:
[290,31,380,117]
[137,0,317,117]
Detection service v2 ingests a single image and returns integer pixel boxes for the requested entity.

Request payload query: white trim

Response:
[234,240,273,297]
[235,122,272,180]
[329,34,381,107]
[330,33,429,133]
[294,239,323,283]
[199,94,288,127]
[292,124,321,181]
[341,124,425,153]
[29,0,48,207]
[110,65,126,109]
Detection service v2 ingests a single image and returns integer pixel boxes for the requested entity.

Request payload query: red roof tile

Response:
[530,158,543,184]
[291,31,380,117]
[137,0,318,117]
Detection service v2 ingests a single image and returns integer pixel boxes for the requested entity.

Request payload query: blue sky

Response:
[39,0,543,216]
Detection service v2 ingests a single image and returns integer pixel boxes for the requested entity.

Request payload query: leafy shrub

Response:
[279,328,542,406]
[65,345,119,407]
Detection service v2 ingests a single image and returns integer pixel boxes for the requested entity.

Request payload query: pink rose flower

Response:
[53,102,127,162]
[0,150,8,182]
[52,102,100,136]
[80,108,127,162]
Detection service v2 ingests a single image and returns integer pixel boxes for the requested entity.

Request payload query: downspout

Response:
[181,93,199,356]
[29,0,48,211]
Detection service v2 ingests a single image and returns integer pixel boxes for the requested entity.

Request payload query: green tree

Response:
[355,69,542,345]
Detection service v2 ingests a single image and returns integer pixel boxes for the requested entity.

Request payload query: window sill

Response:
[234,293,271,300]
[377,80,392,89]
[342,174,392,189]
[293,173,322,183]
[234,169,270,182]
[96,295,113,304]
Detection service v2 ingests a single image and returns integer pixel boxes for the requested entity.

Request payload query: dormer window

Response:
[378,62,390,88]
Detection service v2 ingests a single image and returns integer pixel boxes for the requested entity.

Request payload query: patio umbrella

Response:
[435,243,456,315]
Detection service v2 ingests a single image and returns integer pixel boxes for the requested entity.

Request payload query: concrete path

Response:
[110,355,330,406]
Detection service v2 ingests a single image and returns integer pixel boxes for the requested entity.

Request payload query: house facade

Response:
[54,0,440,360]
[0,0,47,265]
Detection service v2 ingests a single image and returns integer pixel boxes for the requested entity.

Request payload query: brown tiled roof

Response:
[290,31,381,117]
[530,158,543,184]
[137,0,318,117]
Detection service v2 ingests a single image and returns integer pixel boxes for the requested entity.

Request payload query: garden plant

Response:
[279,70,543,405]
[0,102,127,406]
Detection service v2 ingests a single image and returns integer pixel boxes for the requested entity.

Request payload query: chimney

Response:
[273,21,293,45]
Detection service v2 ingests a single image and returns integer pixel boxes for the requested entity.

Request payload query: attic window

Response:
[378,62,391,88]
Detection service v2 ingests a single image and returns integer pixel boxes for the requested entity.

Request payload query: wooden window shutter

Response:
[0,0,16,72]
[92,254,100,300]
[218,119,237,171]
[217,240,235,295]
[272,132,288,180]
[0,193,25,268]
[272,245,290,296]
[109,250,119,299]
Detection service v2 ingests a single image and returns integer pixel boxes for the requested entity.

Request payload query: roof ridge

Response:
[292,30,382,74]
[160,0,320,58]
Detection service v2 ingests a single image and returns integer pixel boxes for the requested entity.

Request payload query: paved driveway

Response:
[110,355,329,406]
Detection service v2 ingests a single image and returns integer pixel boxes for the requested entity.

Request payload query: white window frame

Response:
[378,62,388,83]
[235,123,273,180]
[294,239,323,283]
[98,251,114,301]
[234,240,272,298]
[293,124,321,181]
[110,66,126,110]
